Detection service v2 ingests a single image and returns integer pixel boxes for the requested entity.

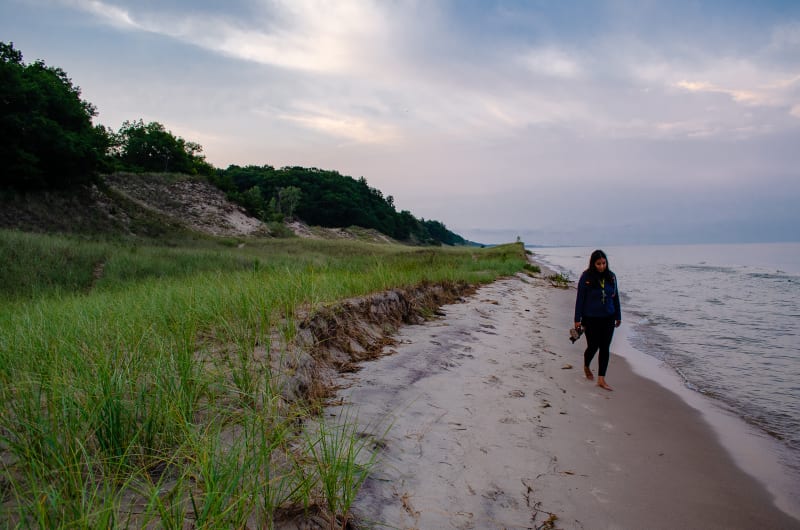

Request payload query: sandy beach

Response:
[327,272,800,529]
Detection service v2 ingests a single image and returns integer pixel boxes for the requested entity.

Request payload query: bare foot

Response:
[596,377,613,391]
[583,366,594,380]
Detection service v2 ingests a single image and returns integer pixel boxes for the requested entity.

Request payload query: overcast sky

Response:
[2,0,799,245]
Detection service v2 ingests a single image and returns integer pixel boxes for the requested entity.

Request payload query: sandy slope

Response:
[326,273,799,530]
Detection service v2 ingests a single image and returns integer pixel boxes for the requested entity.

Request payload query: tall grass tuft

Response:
[304,411,381,530]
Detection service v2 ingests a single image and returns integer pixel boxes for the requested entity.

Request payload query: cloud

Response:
[65,0,391,74]
[674,70,800,125]
[517,47,582,79]
[276,104,400,144]
[769,22,800,52]
[676,79,769,105]
[64,0,139,29]
[191,1,390,75]
[52,0,800,191]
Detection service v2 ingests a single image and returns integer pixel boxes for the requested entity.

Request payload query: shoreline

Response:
[536,251,800,521]
[327,272,799,529]
[614,319,800,521]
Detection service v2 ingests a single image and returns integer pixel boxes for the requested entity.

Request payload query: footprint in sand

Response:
[485,375,502,386]
[590,487,610,504]
[481,484,519,509]
[607,462,623,473]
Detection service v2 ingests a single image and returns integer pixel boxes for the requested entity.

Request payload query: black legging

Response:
[582,316,616,377]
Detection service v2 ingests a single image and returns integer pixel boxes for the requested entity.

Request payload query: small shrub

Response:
[267,222,296,238]
[523,263,540,274]
[547,272,570,288]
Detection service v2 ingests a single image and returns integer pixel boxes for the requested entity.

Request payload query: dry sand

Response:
[327,273,800,529]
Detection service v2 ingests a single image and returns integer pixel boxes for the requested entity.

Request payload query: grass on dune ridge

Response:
[0,230,527,528]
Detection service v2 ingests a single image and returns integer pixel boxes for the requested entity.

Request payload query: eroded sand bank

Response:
[327,273,799,529]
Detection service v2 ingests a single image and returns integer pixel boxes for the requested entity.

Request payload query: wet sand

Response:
[327,273,799,529]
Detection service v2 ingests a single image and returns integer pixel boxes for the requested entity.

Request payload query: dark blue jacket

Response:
[574,270,621,322]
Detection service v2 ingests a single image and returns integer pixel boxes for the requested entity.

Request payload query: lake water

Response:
[530,243,800,499]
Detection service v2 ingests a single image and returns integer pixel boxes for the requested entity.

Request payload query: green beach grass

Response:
[0,230,527,528]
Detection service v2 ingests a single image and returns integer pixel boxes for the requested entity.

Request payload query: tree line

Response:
[0,42,467,245]
[211,165,466,244]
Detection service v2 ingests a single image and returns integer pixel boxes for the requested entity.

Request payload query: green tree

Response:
[422,219,466,246]
[277,186,301,219]
[111,119,212,175]
[0,42,108,190]
[240,186,267,219]
[394,210,418,240]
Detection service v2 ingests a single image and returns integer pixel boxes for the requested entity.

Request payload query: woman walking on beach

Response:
[574,249,621,391]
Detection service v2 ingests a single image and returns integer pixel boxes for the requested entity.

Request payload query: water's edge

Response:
[613,320,800,521]
[530,251,800,521]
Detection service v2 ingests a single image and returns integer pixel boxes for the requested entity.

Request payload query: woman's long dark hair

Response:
[585,249,615,284]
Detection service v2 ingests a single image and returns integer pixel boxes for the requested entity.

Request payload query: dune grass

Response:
[0,230,526,528]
